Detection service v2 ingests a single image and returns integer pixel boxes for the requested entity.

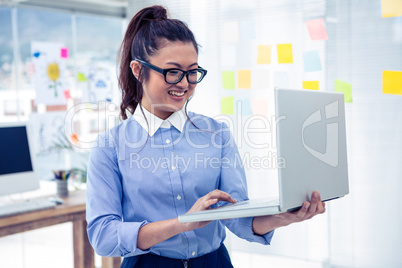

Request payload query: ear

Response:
[130,60,141,81]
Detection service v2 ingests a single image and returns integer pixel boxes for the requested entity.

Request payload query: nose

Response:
[175,74,189,88]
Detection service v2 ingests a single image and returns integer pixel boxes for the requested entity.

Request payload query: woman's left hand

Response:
[252,191,326,235]
[287,190,326,222]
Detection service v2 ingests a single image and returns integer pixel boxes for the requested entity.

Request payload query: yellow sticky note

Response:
[335,79,353,103]
[257,45,271,64]
[383,70,402,95]
[238,70,251,89]
[277,44,293,64]
[381,0,402,18]
[221,96,234,115]
[222,71,235,90]
[303,81,319,90]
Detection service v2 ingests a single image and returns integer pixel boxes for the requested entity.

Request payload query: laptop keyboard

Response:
[217,197,279,210]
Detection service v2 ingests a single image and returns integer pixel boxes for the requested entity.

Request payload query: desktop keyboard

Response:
[0,198,57,218]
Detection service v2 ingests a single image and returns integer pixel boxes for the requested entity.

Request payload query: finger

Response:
[316,201,326,214]
[308,191,320,213]
[296,202,310,219]
[312,192,325,214]
[207,190,236,203]
[208,190,230,199]
[314,190,322,203]
[307,197,326,219]
[203,198,218,209]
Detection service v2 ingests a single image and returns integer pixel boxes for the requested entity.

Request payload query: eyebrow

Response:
[165,62,199,68]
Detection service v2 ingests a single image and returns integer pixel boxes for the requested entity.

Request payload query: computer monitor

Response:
[0,121,40,196]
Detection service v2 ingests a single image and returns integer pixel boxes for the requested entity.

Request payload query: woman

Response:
[86,5,325,268]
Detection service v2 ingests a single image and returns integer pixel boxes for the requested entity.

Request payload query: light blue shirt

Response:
[86,107,274,259]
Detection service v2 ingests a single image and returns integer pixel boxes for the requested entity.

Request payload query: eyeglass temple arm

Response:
[134,59,164,74]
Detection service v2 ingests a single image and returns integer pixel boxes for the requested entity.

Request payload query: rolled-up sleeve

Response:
[217,122,275,245]
[86,134,151,257]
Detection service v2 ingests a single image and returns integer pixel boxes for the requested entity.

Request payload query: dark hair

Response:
[118,5,199,120]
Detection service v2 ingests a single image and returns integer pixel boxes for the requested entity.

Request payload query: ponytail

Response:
[118,5,199,120]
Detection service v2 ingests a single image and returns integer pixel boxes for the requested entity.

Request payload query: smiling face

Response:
[130,41,198,120]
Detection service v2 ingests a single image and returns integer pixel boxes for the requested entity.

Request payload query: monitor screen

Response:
[0,126,33,175]
[0,122,39,196]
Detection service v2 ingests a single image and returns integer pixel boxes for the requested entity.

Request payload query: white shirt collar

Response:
[133,105,188,137]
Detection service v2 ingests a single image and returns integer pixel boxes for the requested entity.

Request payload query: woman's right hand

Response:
[137,190,236,250]
[181,189,237,232]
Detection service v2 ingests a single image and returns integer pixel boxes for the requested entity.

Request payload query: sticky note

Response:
[252,99,268,116]
[237,43,253,67]
[77,72,87,82]
[240,20,256,39]
[237,98,253,115]
[303,81,319,90]
[277,44,293,64]
[383,70,402,95]
[221,96,234,115]
[61,47,69,59]
[64,90,72,99]
[221,46,236,66]
[274,71,289,88]
[222,71,235,90]
[253,69,270,89]
[238,70,251,89]
[381,0,402,18]
[257,45,271,64]
[223,21,239,43]
[335,79,353,103]
[303,50,322,72]
[306,18,328,41]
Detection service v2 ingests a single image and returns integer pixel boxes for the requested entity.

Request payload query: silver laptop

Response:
[179,88,349,223]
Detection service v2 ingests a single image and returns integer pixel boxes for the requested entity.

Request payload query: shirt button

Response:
[161,121,170,128]
[172,166,176,171]
[177,195,181,200]
[166,139,171,144]
[192,251,196,256]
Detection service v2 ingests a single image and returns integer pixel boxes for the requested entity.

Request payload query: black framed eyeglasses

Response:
[135,59,207,84]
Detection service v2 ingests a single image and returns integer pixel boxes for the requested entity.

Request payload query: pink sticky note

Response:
[61,47,69,59]
[64,90,72,100]
[306,18,328,41]
[252,99,268,116]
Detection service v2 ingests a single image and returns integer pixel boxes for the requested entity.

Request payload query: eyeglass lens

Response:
[166,70,204,84]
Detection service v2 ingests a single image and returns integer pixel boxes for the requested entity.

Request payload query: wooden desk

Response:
[0,190,121,268]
